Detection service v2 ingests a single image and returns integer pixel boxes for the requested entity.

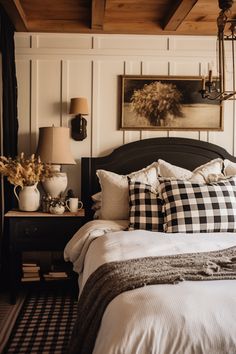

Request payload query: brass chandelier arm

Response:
[218,0,234,11]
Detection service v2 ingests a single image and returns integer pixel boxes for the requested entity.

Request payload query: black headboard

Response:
[81,137,236,219]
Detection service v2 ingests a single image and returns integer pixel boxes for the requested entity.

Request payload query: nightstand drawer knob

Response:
[24,227,38,236]
[25,228,30,236]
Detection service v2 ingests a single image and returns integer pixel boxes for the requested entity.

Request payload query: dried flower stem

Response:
[0,153,56,187]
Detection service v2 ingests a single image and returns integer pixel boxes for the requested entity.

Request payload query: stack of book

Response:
[43,271,68,281]
[21,262,41,282]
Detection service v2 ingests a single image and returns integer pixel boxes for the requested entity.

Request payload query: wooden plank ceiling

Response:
[0,0,236,35]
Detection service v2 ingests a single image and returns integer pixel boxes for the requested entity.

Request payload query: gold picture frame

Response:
[119,75,223,131]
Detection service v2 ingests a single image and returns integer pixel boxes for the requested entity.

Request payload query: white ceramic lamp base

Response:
[42,172,68,198]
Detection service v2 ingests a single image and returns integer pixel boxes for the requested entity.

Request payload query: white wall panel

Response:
[16,59,31,155]
[14,34,31,48]
[173,61,200,76]
[64,59,92,197]
[199,131,209,141]
[92,59,124,156]
[37,60,61,132]
[123,61,141,144]
[142,60,169,76]
[37,34,92,49]
[94,35,168,50]
[209,101,234,154]
[172,36,216,52]
[168,131,200,140]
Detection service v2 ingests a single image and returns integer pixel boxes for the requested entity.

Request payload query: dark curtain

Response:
[0,5,18,279]
[0,5,18,211]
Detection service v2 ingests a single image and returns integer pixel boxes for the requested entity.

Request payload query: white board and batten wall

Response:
[15,33,236,197]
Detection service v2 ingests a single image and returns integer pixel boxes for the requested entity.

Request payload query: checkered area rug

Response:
[4,287,78,354]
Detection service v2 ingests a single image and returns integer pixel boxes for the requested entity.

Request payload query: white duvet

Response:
[64,220,236,354]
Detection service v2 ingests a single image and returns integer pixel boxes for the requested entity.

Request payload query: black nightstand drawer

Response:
[10,218,82,251]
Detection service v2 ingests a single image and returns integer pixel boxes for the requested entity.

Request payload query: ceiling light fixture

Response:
[200,0,236,101]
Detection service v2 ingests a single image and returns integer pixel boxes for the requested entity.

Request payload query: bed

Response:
[64,137,236,354]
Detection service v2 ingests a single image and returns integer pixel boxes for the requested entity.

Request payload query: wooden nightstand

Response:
[4,210,85,304]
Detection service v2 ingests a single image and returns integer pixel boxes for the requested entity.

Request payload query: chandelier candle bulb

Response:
[202,77,206,90]
[209,70,213,83]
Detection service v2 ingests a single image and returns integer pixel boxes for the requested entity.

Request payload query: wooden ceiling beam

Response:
[163,0,198,31]
[0,0,28,31]
[91,0,106,30]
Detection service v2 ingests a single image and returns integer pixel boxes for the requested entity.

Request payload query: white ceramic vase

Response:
[14,183,40,211]
[42,172,68,198]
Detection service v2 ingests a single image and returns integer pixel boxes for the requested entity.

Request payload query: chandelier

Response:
[200,0,236,101]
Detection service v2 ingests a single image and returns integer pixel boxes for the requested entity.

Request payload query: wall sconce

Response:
[69,97,89,141]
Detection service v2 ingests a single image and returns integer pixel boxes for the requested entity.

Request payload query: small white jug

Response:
[14,183,40,211]
[66,198,83,212]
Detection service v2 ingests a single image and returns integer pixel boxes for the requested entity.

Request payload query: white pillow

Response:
[224,159,236,176]
[158,158,224,184]
[190,158,223,183]
[158,159,193,180]
[96,162,159,220]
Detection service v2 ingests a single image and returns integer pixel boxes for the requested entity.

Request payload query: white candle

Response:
[209,70,213,83]
[202,77,206,90]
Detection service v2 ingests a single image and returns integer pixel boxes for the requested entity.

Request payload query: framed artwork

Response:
[119,75,222,131]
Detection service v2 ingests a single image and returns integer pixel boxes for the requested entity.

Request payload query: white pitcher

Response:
[14,183,40,211]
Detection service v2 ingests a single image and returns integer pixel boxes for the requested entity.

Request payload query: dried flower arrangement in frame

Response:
[119,75,222,131]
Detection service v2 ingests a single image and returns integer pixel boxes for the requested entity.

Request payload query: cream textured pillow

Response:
[224,159,236,176]
[190,158,224,183]
[96,162,159,220]
[158,159,193,180]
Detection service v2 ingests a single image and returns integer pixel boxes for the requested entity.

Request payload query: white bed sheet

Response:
[64,221,236,354]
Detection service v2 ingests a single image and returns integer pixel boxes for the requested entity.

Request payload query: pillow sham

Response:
[129,179,164,231]
[158,177,236,233]
[158,158,223,184]
[158,159,193,180]
[224,159,236,176]
[96,162,159,220]
[190,158,224,183]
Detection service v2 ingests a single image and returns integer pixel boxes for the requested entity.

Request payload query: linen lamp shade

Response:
[37,126,75,165]
[69,97,89,115]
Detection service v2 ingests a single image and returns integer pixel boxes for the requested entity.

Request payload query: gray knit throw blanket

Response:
[68,246,236,354]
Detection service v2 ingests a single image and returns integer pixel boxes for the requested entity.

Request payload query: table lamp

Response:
[69,97,89,141]
[36,126,76,198]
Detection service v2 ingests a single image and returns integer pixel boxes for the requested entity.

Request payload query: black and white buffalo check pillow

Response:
[158,177,236,233]
[128,179,164,231]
